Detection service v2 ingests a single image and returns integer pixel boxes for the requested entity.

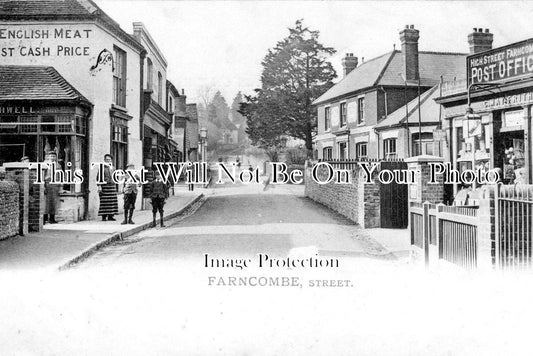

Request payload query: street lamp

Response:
[199,127,208,162]
[464,82,502,189]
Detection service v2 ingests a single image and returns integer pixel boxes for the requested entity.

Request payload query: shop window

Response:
[324,107,331,131]
[42,115,56,133]
[383,138,397,159]
[0,111,87,193]
[75,116,86,135]
[340,102,347,127]
[323,146,332,160]
[113,46,127,107]
[0,116,18,134]
[357,98,365,124]
[20,116,37,133]
[356,142,367,160]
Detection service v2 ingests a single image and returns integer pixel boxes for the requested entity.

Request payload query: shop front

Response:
[438,37,533,196]
[0,100,92,221]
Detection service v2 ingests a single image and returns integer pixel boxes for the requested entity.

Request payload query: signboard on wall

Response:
[467,37,533,85]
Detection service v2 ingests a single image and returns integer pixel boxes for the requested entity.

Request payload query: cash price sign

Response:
[468,38,533,85]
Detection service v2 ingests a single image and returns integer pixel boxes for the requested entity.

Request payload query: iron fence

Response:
[496,185,533,269]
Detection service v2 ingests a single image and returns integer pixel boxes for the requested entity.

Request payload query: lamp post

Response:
[465,82,500,189]
[200,127,208,162]
[399,73,410,156]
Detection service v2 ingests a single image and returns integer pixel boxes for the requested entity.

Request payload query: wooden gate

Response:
[380,161,408,228]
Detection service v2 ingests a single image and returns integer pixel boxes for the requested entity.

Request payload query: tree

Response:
[231,92,248,144]
[240,19,336,154]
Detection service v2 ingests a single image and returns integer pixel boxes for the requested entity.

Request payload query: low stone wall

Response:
[304,166,380,228]
[0,181,20,240]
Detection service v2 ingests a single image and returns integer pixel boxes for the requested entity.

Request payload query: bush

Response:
[285,148,308,165]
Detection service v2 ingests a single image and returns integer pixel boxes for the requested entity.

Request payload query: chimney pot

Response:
[468,27,493,54]
[341,53,358,77]
[399,25,420,81]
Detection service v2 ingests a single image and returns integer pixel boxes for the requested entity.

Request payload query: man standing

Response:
[149,170,169,228]
[44,151,60,224]
[121,163,140,225]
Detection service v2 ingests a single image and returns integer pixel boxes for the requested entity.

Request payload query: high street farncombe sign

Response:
[468,38,533,85]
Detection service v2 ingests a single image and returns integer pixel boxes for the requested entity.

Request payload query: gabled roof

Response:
[0,65,91,104]
[313,50,466,105]
[374,85,440,130]
[0,0,144,52]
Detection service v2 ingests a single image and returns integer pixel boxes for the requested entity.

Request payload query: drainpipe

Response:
[377,87,389,159]
[373,127,380,159]
[139,50,147,141]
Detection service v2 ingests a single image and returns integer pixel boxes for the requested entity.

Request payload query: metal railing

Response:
[322,158,405,170]
[440,78,467,97]
[496,185,533,269]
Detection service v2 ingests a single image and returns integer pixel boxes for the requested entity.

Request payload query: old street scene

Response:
[3,1,533,355]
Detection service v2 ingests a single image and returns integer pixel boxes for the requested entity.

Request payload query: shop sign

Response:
[433,129,446,140]
[463,118,481,138]
[468,38,533,85]
[483,92,533,110]
[0,105,35,115]
[503,110,524,128]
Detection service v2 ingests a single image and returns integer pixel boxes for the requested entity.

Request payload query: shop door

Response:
[379,161,409,228]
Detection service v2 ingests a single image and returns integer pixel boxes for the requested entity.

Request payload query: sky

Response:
[96,0,533,104]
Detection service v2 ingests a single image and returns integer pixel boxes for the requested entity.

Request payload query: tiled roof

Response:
[374,85,440,130]
[0,0,93,16]
[0,65,91,103]
[186,104,198,122]
[0,0,143,52]
[313,50,466,105]
[314,52,395,106]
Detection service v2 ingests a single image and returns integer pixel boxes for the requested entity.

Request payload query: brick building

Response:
[313,25,465,161]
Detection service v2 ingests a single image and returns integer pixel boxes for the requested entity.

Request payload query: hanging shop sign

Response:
[468,38,533,85]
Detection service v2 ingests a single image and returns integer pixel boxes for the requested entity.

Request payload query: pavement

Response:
[0,190,204,271]
[361,228,411,258]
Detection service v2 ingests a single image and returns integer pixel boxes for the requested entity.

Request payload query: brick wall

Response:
[305,166,380,228]
[4,167,29,235]
[406,156,445,204]
[0,181,20,240]
[28,169,44,232]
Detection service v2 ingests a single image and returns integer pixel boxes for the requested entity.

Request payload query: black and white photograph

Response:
[1,0,533,355]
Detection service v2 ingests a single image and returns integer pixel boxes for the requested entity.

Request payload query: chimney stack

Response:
[468,28,493,54]
[399,24,420,81]
[341,53,358,77]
